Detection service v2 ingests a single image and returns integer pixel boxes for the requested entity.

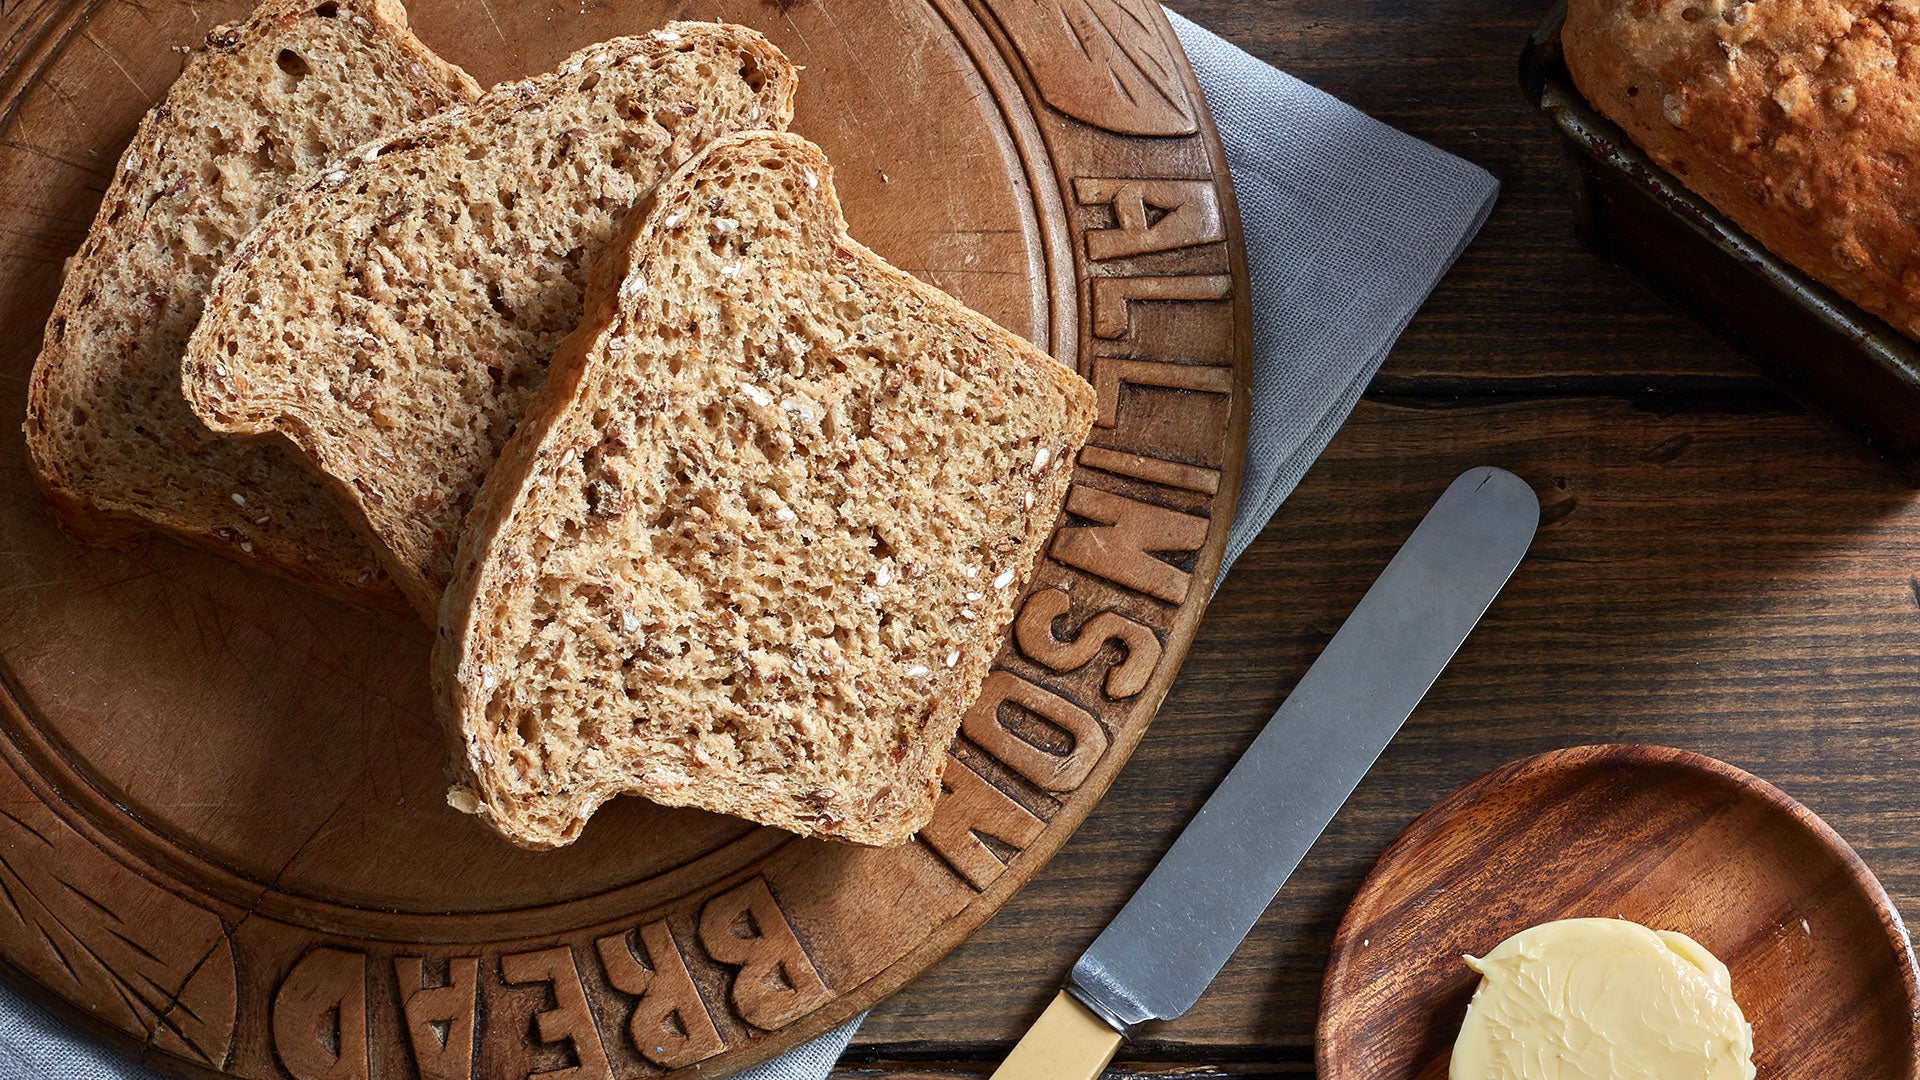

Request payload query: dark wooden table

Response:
[837,0,1920,1075]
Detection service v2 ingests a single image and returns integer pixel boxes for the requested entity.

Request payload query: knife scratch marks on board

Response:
[472,0,508,48]
[0,138,114,181]
[36,73,96,130]
[81,29,156,102]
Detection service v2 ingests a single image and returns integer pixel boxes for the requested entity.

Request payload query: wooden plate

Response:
[1319,744,1920,1079]
[0,2,1250,1077]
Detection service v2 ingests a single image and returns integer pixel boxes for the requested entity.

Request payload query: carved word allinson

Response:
[919,175,1233,892]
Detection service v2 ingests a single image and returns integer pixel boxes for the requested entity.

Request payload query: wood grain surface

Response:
[0,1,1250,1077]
[835,0,1920,1075]
[5,0,1919,1075]
[1320,744,1918,1078]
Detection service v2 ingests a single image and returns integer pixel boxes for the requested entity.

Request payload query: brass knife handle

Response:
[989,989,1124,1080]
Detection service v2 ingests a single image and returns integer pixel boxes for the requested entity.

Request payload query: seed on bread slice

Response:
[181,24,798,618]
[435,130,1098,850]
[24,0,478,611]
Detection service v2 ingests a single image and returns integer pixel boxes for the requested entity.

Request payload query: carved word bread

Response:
[180,24,799,617]
[24,0,479,610]
[436,130,1100,850]
[1563,0,1920,340]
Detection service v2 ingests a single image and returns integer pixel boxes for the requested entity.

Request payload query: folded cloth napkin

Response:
[1164,9,1499,569]
[0,11,1494,1079]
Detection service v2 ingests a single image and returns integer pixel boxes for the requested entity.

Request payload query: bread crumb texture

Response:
[1563,0,1920,338]
[25,0,477,609]
[438,132,1098,850]
[182,23,798,616]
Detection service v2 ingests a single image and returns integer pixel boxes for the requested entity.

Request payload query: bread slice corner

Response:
[23,0,480,611]
[435,130,1098,850]
[179,22,799,618]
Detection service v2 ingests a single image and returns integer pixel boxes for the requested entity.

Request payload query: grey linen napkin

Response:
[1163,9,1498,569]
[0,11,1493,1079]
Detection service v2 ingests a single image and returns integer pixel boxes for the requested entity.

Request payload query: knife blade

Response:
[989,466,1539,1080]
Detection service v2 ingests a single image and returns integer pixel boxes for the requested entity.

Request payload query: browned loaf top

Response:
[181,24,798,618]
[1563,0,1920,339]
[24,0,478,611]
[435,131,1099,850]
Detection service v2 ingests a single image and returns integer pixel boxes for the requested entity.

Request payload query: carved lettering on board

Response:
[698,878,832,1031]
[1014,587,1163,698]
[1088,356,1235,427]
[962,670,1109,790]
[596,921,726,1068]
[501,946,613,1080]
[0,796,237,1068]
[1078,444,1221,494]
[395,956,479,1080]
[1051,484,1211,602]
[272,948,368,1080]
[1090,274,1232,339]
[1074,178,1224,260]
[990,0,1198,136]
[920,755,1046,889]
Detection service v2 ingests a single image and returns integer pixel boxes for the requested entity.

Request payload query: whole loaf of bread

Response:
[1563,0,1920,339]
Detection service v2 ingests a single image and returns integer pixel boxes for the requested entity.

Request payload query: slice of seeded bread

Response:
[24,0,480,611]
[435,131,1099,850]
[180,24,798,618]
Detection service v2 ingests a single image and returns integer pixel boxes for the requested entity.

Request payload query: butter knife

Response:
[989,466,1539,1079]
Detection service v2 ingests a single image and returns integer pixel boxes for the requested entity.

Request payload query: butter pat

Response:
[1450,918,1755,1080]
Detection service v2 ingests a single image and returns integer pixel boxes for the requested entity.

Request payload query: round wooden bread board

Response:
[0,1,1250,1077]
[1319,744,1920,1079]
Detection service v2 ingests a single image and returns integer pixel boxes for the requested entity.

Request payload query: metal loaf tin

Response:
[1522,2,1920,481]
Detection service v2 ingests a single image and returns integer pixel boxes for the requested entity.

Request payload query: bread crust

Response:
[180,23,799,619]
[435,131,1098,850]
[23,0,479,612]
[1563,0,1920,339]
